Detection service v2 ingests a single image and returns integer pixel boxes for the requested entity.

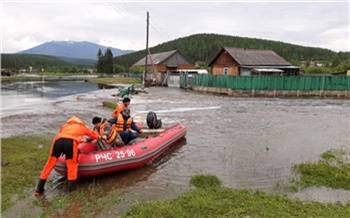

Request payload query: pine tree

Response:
[96,49,104,73]
[104,48,114,74]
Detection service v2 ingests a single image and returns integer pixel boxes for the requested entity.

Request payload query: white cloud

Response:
[1,1,349,53]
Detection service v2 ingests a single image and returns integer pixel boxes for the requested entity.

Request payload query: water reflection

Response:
[1,80,109,99]
[1,80,101,116]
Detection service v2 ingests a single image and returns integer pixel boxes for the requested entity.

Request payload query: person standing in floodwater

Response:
[34,116,99,196]
[111,97,131,118]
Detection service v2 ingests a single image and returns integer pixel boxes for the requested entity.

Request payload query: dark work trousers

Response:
[119,131,138,145]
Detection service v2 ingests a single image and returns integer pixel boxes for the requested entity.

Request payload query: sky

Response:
[1,0,349,54]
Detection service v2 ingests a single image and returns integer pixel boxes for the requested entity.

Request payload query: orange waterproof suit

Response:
[39,116,99,180]
[111,103,128,118]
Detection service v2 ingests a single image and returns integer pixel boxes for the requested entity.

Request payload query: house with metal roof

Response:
[132,50,195,72]
[208,47,300,76]
[132,50,195,86]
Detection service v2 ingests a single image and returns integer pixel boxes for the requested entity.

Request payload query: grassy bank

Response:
[102,101,117,110]
[1,135,53,212]
[293,148,350,190]
[87,77,141,85]
[2,135,350,217]
[123,174,350,217]
[1,134,125,217]
[1,73,91,81]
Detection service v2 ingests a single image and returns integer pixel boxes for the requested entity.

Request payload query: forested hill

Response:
[113,33,350,67]
[1,54,73,69]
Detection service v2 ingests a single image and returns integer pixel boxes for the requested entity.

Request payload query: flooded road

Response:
[1,81,350,214]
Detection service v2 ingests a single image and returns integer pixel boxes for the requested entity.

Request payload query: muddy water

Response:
[126,87,350,200]
[1,82,350,215]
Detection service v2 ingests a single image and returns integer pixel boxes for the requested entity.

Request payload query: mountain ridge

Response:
[18,40,134,60]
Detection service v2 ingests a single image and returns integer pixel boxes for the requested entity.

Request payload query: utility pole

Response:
[143,11,149,87]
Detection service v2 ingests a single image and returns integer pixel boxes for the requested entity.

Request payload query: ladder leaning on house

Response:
[145,48,159,86]
[161,70,170,86]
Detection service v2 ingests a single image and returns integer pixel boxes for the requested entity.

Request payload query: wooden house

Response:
[331,67,350,76]
[208,47,300,76]
[132,50,195,85]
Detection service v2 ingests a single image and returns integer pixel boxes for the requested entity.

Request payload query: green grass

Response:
[102,101,118,110]
[1,75,32,81]
[0,73,95,82]
[31,184,123,217]
[87,77,141,85]
[190,174,222,189]
[2,136,350,217]
[1,134,124,216]
[122,174,350,218]
[1,135,54,212]
[293,148,350,190]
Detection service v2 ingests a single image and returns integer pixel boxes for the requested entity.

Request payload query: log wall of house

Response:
[212,66,239,76]
[210,51,240,76]
[176,65,195,70]
[148,64,195,73]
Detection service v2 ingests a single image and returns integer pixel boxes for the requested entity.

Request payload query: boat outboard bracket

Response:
[146,111,162,129]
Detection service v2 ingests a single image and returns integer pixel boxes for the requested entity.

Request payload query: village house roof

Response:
[132,50,194,66]
[209,47,291,66]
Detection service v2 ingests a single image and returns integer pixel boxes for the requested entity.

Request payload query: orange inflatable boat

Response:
[54,123,186,177]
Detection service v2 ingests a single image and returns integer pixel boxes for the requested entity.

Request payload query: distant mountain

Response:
[18,41,134,60]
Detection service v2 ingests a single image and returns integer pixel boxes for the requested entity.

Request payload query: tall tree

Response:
[96,48,113,74]
[96,49,104,73]
[104,48,114,74]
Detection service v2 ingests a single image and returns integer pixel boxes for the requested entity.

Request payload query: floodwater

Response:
[1,80,350,216]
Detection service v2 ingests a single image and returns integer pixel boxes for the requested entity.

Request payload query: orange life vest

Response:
[115,113,132,132]
[111,103,128,118]
[95,121,118,144]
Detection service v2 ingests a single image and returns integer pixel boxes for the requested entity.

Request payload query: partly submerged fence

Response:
[191,75,350,91]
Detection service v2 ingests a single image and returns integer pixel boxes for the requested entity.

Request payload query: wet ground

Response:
[1,80,350,216]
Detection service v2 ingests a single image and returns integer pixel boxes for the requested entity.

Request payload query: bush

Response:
[304,66,331,74]
[190,174,222,189]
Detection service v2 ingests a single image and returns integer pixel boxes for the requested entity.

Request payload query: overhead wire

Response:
[148,15,178,48]
[150,14,184,51]
[106,1,180,50]
[107,1,140,26]
[149,16,174,40]
[117,0,144,21]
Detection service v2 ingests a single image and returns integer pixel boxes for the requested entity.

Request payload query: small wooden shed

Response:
[132,50,195,85]
[209,47,300,76]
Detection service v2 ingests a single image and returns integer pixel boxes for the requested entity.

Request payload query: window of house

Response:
[223,68,228,75]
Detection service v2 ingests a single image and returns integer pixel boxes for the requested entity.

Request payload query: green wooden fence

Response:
[191,75,350,91]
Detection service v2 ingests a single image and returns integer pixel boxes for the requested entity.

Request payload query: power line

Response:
[149,15,174,39]
[107,1,140,25]
[118,0,144,21]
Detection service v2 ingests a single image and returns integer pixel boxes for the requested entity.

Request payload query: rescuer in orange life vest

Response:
[34,116,99,196]
[108,108,142,145]
[110,97,131,118]
[91,116,124,150]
